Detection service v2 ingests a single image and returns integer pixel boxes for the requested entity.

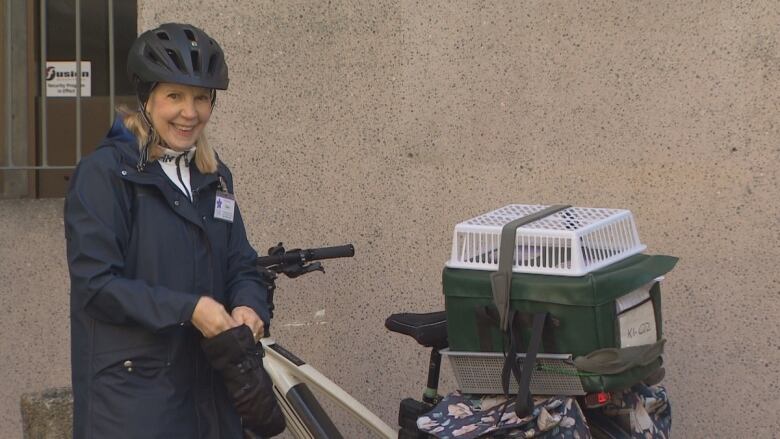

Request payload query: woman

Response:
[65,23,281,438]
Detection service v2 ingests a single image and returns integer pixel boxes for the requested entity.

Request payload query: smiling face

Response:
[146,83,213,151]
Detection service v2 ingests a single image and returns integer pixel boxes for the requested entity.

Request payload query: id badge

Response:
[214,191,236,223]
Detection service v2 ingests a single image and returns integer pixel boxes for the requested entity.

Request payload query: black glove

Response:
[201,325,286,437]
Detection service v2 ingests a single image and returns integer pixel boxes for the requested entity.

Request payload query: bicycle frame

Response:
[261,337,396,438]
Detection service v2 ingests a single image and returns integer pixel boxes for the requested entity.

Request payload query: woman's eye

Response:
[196,94,210,101]
[167,93,180,99]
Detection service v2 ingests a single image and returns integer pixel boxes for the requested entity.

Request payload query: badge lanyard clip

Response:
[214,175,235,223]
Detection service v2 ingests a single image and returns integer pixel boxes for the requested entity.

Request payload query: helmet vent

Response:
[191,50,201,72]
[207,53,219,74]
[184,29,197,42]
[144,47,164,67]
[156,31,170,41]
[165,49,186,73]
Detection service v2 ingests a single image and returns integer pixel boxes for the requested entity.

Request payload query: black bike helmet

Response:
[127,23,229,96]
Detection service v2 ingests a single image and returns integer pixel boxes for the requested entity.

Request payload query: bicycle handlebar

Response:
[256,243,354,336]
[256,244,355,268]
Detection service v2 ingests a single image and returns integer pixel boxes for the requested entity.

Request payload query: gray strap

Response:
[489,204,571,331]
[514,312,548,417]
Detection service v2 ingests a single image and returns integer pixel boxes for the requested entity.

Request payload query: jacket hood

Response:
[101,115,142,167]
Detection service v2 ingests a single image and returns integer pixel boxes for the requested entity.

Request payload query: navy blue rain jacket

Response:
[64,118,270,439]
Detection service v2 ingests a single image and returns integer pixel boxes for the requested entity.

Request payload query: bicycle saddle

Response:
[385,311,448,349]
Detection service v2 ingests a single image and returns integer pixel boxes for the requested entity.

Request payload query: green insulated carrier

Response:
[444,254,677,392]
[442,204,678,393]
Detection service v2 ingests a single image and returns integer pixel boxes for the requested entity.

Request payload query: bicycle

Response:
[253,243,660,439]
[254,243,446,439]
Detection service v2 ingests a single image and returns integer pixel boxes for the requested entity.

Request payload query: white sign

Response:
[618,300,657,348]
[46,61,91,97]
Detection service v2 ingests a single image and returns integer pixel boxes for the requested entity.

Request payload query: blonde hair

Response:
[118,104,219,174]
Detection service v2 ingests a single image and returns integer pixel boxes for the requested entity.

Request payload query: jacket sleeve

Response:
[222,174,271,325]
[64,152,200,331]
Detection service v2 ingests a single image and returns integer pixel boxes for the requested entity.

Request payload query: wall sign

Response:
[45,61,92,97]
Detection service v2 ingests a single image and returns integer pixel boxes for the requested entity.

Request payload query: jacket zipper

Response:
[191,183,220,437]
[86,318,96,439]
[192,182,218,294]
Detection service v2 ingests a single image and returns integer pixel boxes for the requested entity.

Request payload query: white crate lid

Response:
[447,204,646,276]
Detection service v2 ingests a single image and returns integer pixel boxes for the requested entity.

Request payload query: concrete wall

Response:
[2,1,779,437]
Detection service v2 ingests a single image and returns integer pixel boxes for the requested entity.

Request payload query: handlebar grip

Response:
[305,244,355,261]
[256,244,355,268]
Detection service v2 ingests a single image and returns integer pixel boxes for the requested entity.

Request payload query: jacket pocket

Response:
[92,343,172,397]
[93,343,169,377]
[90,343,195,439]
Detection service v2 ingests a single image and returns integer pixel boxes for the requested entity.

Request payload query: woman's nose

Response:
[180,99,197,118]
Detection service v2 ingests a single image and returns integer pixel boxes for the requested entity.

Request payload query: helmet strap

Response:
[136,84,156,172]
[136,135,152,172]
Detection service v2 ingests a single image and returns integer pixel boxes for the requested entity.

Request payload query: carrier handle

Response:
[490,204,571,331]
[515,312,547,417]
[499,310,549,418]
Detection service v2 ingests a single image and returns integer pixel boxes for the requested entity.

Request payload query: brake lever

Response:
[267,242,286,256]
[257,265,278,283]
[282,262,325,278]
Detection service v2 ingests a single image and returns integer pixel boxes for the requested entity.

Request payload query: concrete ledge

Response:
[20,388,73,439]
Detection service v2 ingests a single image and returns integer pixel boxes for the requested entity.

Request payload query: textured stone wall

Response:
[2,1,779,437]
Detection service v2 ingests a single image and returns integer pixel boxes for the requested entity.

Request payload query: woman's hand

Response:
[191,296,239,338]
[231,306,265,341]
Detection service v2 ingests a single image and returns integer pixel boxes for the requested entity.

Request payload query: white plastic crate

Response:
[447,204,646,276]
